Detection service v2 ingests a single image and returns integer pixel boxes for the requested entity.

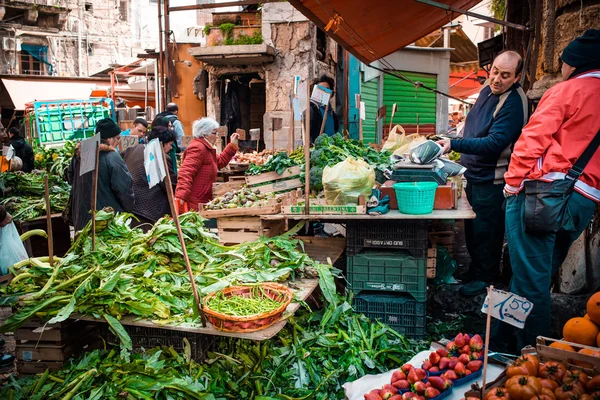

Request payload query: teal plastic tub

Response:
[393,182,438,215]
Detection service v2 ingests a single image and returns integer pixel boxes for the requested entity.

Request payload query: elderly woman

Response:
[175,117,239,210]
[123,126,177,230]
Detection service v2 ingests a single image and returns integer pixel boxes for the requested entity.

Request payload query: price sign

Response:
[360,102,366,121]
[249,129,261,141]
[180,136,193,148]
[119,136,138,152]
[310,84,332,106]
[481,288,533,329]
[378,105,387,120]
[297,80,308,111]
[236,129,246,140]
[5,145,14,160]
[80,133,100,176]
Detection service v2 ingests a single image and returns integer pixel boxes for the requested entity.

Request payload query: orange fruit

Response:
[573,348,600,368]
[549,341,575,352]
[563,317,600,346]
[587,292,600,325]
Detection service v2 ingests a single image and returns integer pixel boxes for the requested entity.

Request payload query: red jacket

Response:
[175,137,237,209]
[505,70,600,202]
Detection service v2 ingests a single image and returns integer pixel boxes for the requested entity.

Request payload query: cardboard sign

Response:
[481,288,533,329]
[310,84,332,106]
[144,138,166,189]
[180,135,193,148]
[292,98,302,121]
[249,129,261,141]
[80,133,100,176]
[355,94,361,109]
[236,129,246,140]
[377,105,387,120]
[297,80,308,111]
[2,146,9,157]
[119,136,138,152]
[5,145,14,160]
[360,102,366,121]
[217,126,228,138]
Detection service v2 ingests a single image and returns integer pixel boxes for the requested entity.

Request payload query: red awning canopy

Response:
[288,0,482,64]
[449,69,488,99]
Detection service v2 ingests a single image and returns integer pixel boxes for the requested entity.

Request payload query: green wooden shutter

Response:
[383,71,437,127]
[361,74,379,144]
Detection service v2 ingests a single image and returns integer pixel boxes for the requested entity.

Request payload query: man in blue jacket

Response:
[437,50,528,296]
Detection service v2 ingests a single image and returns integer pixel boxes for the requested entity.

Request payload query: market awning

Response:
[449,69,488,99]
[287,0,482,64]
[0,77,110,110]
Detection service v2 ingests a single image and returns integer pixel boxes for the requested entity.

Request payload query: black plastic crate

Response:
[353,292,427,340]
[346,220,428,257]
[347,250,427,301]
[100,325,215,361]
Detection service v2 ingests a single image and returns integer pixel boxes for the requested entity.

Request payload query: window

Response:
[119,0,128,22]
[87,44,93,56]
[85,2,93,12]
[19,51,46,75]
[316,27,327,61]
[483,27,494,40]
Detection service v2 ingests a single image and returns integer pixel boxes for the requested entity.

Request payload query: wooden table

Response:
[261,196,475,221]
[70,278,319,341]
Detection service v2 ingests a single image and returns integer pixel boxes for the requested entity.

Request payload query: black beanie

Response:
[96,118,121,139]
[561,29,600,78]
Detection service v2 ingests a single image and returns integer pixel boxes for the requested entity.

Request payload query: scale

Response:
[389,161,448,185]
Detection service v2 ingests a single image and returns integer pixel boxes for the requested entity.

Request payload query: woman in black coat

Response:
[8,127,34,172]
[123,126,177,231]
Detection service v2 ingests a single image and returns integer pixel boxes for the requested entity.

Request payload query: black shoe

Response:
[0,354,14,368]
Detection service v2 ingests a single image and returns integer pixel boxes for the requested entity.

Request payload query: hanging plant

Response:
[219,23,236,40]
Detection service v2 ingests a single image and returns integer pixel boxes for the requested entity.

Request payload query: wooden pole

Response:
[389,103,396,131]
[44,175,54,267]
[481,285,494,397]
[359,117,363,142]
[272,119,275,151]
[304,81,310,216]
[90,143,100,251]
[163,0,171,103]
[318,103,329,136]
[343,49,349,132]
[161,146,206,326]
[157,0,165,110]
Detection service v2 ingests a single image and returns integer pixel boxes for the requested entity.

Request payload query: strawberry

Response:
[407,368,420,384]
[465,369,472,376]
[429,352,441,365]
[470,351,483,360]
[390,396,403,400]
[402,392,417,400]
[380,384,398,399]
[461,345,471,355]
[413,381,427,395]
[442,378,453,390]
[430,366,439,372]
[448,357,458,370]
[436,348,449,357]
[365,389,384,400]
[454,362,467,377]
[463,334,471,344]
[469,334,484,351]
[415,368,427,381]
[467,360,483,372]
[393,380,410,390]
[391,370,407,383]
[446,341,457,353]
[428,377,445,391]
[443,370,458,380]
[439,357,450,370]
[454,333,466,347]
[422,360,433,371]
[458,354,470,365]
[425,388,441,399]
[425,382,432,388]
[401,364,414,374]
[416,396,426,400]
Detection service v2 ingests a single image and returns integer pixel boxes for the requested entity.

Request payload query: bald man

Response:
[437,50,528,296]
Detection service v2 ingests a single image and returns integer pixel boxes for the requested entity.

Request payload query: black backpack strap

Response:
[567,129,600,180]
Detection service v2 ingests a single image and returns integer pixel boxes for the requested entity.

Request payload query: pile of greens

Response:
[246,152,298,176]
[0,171,70,221]
[1,302,427,400]
[0,210,336,346]
[34,140,76,180]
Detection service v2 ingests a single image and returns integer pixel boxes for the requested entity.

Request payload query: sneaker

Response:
[0,353,14,368]
[459,280,488,296]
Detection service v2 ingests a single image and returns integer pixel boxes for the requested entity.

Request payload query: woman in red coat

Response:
[175,117,239,210]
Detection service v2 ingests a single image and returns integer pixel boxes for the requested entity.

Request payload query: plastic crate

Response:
[346,220,428,257]
[347,250,427,301]
[353,292,427,340]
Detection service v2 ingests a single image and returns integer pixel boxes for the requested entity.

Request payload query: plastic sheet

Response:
[0,222,28,275]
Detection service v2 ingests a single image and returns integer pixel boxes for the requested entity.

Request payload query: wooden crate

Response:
[212,176,246,197]
[16,360,64,375]
[199,200,281,219]
[536,336,600,370]
[245,166,303,194]
[280,189,366,215]
[16,214,72,258]
[217,216,285,244]
[427,247,437,279]
[429,231,454,257]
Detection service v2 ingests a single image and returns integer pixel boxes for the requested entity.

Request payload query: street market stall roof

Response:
[0,76,111,110]
[287,0,482,64]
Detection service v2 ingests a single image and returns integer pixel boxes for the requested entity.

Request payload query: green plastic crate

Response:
[346,250,427,302]
[353,292,427,339]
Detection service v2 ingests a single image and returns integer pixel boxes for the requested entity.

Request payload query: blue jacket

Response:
[451,84,528,184]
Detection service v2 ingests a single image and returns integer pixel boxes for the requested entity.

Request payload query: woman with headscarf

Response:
[123,126,177,231]
[175,117,239,211]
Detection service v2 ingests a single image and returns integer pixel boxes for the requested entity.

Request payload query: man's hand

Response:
[230,132,240,147]
[437,139,451,155]
[0,212,13,228]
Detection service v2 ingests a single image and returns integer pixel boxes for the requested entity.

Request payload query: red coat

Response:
[175,137,237,209]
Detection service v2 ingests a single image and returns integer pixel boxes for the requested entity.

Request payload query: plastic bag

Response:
[409,140,443,165]
[381,125,407,152]
[322,158,375,205]
[0,223,29,275]
[392,134,427,157]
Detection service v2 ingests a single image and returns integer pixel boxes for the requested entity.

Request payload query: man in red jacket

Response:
[175,117,239,211]
[491,29,600,352]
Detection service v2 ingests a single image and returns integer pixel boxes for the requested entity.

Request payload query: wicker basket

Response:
[202,283,293,333]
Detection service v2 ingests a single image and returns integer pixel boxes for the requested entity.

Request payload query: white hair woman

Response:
[174,117,239,210]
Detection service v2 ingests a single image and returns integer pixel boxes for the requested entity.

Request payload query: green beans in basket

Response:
[206,285,283,317]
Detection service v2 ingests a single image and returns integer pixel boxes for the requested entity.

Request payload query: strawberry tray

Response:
[452,368,482,387]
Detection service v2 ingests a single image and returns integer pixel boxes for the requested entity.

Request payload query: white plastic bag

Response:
[322,158,375,205]
[0,223,28,275]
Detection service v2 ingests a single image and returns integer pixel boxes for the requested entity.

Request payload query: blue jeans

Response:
[490,190,596,352]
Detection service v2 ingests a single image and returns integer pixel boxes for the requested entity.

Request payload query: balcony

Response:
[0,0,70,29]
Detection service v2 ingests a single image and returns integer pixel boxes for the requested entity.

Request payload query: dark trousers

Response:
[464,181,506,283]
[490,190,596,352]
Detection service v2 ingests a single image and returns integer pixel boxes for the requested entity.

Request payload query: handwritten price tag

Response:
[481,288,533,329]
